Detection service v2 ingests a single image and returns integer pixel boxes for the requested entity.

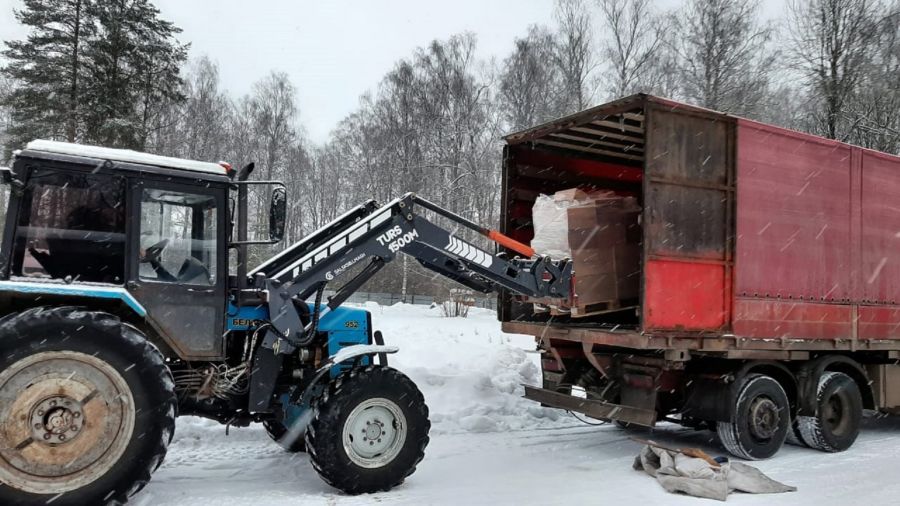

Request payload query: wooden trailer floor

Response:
[503,321,900,360]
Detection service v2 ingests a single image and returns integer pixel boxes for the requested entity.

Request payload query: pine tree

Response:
[83,0,187,150]
[1,0,93,155]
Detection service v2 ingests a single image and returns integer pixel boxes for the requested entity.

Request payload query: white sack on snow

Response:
[633,444,796,501]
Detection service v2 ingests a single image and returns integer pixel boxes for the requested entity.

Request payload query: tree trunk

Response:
[67,0,82,143]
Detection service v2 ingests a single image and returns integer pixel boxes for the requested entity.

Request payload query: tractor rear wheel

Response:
[0,307,176,506]
[305,366,430,494]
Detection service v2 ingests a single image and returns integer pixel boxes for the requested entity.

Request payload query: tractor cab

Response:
[0,140,284,360]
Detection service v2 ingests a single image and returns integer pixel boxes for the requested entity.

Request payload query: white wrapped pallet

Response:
[530,194,575,259]
[530,188,605,260]
[529,188,642,317]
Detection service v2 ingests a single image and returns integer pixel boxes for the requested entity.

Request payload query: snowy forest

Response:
[1,0,899,297]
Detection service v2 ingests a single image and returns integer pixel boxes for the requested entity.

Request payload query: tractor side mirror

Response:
[0,167,24,195]
[269,187,286,242]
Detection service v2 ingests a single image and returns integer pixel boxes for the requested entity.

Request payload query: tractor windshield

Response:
[10,168,126,284]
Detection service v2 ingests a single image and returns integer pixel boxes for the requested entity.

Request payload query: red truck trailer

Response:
[500,94,900,460]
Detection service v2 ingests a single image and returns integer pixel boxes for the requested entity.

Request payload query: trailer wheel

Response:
[717,374,789,460]
[0,307,176,506]
[305,366,430,494]
[797,372,862,453]
[263,420,306,453]
[784,420,808,447]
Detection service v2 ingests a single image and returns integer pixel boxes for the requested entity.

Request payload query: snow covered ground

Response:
[133,303,900,505]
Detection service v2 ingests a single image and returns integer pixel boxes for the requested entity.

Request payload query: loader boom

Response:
[247,192,572,356]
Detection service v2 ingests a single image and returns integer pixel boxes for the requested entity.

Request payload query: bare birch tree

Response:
[499,25,566,131]
[842,2,900,152]
[788,0,882,140]
[180,57,233,162]
[0,74,14,162]
[674,0,776,116]
[553,0,596,112]
[597,0,665,98]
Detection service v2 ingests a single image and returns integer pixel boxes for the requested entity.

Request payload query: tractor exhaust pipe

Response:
[236,162,255,291]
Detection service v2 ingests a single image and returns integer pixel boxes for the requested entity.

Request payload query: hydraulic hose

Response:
[297,283,326,347]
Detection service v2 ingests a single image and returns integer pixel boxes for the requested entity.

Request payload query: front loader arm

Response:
[256,192,571,355]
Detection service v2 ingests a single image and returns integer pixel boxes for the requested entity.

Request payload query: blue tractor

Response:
[0,140,572,505]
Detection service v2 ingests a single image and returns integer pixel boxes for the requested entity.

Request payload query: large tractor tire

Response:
[0,307,176,506]
[717,373,790,460]
[305,365,430,494]
[797,372,863,453]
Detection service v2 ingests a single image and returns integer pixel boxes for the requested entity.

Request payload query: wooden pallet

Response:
[570,299,618,317]
[533,299,637,318]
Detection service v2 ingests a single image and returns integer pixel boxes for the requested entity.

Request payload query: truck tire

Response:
[784,421,808,447]
[797,372,862,453]
[717,374,789,460]
[0,307,176,506]
[305,365,430,494]
[263,420,306,453]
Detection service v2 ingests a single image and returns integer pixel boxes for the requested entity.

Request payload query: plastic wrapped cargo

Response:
[531,188,607,259]
[530,188,642,316]
[530,194,578,259]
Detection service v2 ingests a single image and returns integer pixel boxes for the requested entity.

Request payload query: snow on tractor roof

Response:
[25,139,229,175]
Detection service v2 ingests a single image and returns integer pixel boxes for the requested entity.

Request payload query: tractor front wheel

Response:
[0,307,176,506]
[305,366,430,494]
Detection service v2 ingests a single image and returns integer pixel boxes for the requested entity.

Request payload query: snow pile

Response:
[367,302,566,434]
[163,302,566,456]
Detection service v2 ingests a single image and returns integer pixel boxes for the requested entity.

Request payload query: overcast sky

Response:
[1,0,788,143]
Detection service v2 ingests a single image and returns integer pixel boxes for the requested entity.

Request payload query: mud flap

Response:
[249,347,282,412]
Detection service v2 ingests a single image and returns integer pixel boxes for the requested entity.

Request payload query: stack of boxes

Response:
[530,188,641,317]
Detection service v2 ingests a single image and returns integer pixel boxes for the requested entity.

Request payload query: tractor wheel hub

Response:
[342,398,407,468]
[29,395,85,444]
[364,421,384,440]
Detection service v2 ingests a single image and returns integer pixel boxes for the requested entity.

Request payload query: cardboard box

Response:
[567,193,641,311]
[552,188,592,202]
[528,188,642,316]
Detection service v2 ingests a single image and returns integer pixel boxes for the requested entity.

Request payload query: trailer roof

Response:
[23,140,231,176]
[504,93,900,165]
[502,94,720,166]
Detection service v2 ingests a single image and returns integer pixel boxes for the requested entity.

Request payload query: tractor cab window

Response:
[139,189,217,286]
[11,169,126,283]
